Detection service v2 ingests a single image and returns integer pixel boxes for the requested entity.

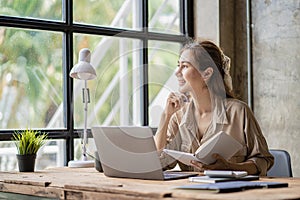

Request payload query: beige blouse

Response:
[159,98,274,176]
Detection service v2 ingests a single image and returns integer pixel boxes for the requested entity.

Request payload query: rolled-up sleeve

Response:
[159,114,182,170]
[243,106,274,176]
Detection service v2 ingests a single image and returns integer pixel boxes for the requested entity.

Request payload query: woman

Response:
[154,39,274,175]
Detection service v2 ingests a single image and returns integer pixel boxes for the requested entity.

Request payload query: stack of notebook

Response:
[175,170,288,193]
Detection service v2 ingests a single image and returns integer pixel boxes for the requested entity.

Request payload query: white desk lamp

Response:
[68,48,97,168]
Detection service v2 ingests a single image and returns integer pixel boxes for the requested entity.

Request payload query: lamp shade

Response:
[69,48,97,80]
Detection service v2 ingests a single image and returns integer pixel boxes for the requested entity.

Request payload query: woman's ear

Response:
[202,67,214,81]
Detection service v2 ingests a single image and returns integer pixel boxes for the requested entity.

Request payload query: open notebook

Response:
[163,131,243,165]
[92,126,198,180]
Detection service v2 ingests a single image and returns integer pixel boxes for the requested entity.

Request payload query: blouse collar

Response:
[180,97,229,130]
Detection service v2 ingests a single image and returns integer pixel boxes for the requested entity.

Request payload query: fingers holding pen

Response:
[167,92,184,108]
[165,92,188,116]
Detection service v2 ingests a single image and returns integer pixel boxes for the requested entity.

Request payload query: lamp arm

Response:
[82,80,89,161]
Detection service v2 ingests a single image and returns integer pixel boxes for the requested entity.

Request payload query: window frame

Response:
[0,0,194,165]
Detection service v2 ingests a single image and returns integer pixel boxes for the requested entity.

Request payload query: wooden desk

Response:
[0,167,299,200]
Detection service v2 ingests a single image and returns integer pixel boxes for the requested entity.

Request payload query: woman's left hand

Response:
[190,154,232,171]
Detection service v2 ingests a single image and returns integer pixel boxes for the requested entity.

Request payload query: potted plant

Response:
[12,129,48,172]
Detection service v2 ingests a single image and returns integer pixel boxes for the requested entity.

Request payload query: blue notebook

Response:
[175,181,288,193]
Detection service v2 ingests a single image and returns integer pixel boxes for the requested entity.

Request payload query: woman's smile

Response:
[178,78,186,86]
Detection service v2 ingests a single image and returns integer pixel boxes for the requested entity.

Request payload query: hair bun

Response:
[221,54,233,91]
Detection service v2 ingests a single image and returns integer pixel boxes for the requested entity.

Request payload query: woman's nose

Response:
[175,67,182,77]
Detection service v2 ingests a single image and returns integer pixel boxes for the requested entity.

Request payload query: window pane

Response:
[73,0,142,30]
[148,41,181,127]
[73,138,96,161]
[0,140,65,171]
[0,0,62,21]
[0,27,64,129]
[148,0,180,34]
[73,34,143,128]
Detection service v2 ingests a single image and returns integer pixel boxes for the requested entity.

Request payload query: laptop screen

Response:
[92,126,165,179]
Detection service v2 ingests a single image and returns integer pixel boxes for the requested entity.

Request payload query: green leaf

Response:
[12,129,48,155]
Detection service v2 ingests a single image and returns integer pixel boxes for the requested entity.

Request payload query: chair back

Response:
[267,149,293,177]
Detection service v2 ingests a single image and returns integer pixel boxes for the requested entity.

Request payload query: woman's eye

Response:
[177,63,188,69]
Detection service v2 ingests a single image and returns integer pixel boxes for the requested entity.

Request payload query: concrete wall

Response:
[194,0,219,44]
[195,0,300,177]
[251,0,300,177]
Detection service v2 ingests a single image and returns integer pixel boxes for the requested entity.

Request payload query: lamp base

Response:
[68,160,94,168]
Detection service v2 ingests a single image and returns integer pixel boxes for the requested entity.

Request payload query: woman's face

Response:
[176,49,205,93]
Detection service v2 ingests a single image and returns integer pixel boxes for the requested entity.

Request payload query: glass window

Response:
[0,0,193,170]
[148,40,181,127]
[0,0,62,21]
[73,0,142,30]
[0,140,65,171]
[73,138,96,161]
[73,34,143,127]
[0,27,64,129]
[148,0,180,34]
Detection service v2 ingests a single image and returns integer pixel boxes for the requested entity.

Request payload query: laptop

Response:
[91,126,198,180]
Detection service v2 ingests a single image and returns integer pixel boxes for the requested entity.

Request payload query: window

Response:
[0,0,194,171]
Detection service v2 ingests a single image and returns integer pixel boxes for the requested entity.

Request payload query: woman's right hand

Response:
[165,92,186,116]
[155,92,187,150]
